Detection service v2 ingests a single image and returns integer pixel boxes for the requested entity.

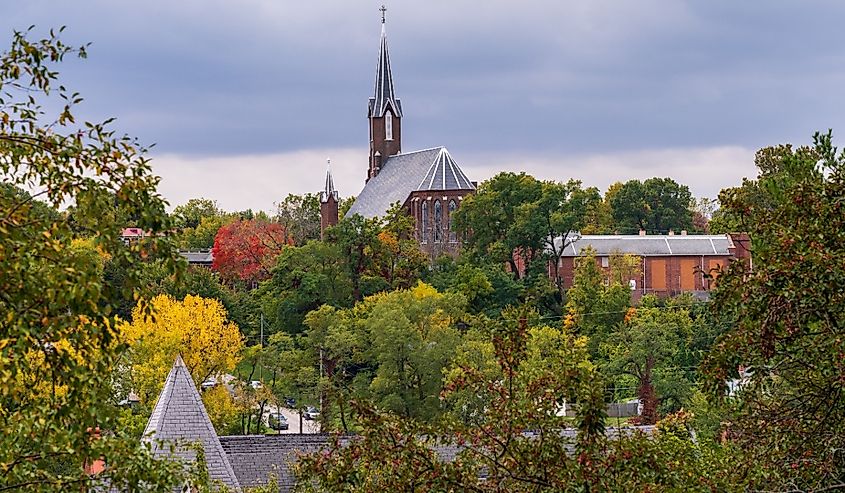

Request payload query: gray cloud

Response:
[3,1,842,209]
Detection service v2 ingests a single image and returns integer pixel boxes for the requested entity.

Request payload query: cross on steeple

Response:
[380,5,387,24]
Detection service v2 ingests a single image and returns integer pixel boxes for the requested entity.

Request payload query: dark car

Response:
[268,413,289,431]
[284,397,296,408]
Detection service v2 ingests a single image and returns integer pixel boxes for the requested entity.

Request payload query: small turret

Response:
[320,159,339,238]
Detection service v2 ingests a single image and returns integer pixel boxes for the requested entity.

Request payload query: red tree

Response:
[211,219,289,284]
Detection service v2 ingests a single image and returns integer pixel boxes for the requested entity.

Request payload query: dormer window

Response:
[385,111,393,141]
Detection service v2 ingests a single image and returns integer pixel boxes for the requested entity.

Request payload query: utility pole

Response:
[259,313,264,381]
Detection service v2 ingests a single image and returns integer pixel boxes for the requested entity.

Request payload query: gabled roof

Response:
[556,234,734,257]
[368,22,402,118]
[144,355,241,491]
[345,147,475,219]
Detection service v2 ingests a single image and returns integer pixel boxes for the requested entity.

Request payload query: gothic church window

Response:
[448,200,457,243]
[385,111,393,140]
[421,201,428,243]
[434,200,442,243]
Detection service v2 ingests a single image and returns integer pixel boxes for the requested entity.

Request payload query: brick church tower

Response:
[367,9,402,182]
[320,161,338,239]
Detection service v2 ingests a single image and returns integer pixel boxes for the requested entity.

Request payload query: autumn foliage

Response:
[123,294,244,403]
[211,219,290,284]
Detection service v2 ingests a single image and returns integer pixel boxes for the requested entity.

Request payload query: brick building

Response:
[550,232,751,300]
[320,13,475,256]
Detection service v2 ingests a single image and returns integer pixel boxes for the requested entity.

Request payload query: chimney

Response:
[639,230,646,236]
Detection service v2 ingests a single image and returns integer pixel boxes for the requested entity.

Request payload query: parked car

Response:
[284,397,296,408]
[268,413,288,431]
[249,380,263,389]
[303,406,320,421]
[200,378,217,391]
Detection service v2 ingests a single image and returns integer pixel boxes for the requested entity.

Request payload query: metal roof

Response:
[179,250,213,264]
[556,234,734,257]
[345,147,475,219]
[143,355,241,491]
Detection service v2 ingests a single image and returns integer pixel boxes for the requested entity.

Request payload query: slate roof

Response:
[220,434,343,492]
[368,22,402,118]
[345,147,475,219]
[556,234,734,257]
[144,355,241,491]
[220,427,655,492]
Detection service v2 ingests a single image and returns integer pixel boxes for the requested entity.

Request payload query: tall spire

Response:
[322,158,338,203]
[370,6,402,118]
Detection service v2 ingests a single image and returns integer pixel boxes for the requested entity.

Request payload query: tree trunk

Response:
[638,356,658,425]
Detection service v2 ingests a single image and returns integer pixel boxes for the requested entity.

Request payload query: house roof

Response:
[368,22,402,118]
[220,427,655,492]
[556,234,734,257]
[220,434,343,492]
[143,355,241,491]
[345,147,475,219]
[179,250,214,264]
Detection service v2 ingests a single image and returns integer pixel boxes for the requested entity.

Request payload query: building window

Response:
[448,200,457,243]
[600,256,609,268]
[385,111,393,141]
[434,200,442,243]
[420,201,428,243]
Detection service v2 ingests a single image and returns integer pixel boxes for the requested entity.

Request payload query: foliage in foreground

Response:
[294,315,759,492]
[0,28,187,490]
[704,132,845,489]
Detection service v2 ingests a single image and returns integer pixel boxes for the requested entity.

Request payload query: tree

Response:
[295,311,758,492]
[704,132,845,489]
[0,28,187,490]
[326,214,383,302]
[262,240,353,334]
[275,192,321,246]
[212,218,289,285]
[453,172,592,297]
[304,283,467,428]
[123,294,244,404]
[172,197,221,229]
[608,178,693,233]
[602,303,694,424]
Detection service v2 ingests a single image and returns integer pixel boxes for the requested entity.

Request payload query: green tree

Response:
[275,192,321,246]
[295,311,759,492]
[602,303,694,424]
[263,240,353,334]
[609,177,693,233]
[454,173,591,289]
[0,28,187,490]
[172,197,221,229]
[704,132,845,489]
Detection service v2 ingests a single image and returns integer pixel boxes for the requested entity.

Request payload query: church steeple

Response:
[320,159,339,238]
[368,6,402,181]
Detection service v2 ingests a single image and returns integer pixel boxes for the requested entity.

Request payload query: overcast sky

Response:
[5,1,845,212]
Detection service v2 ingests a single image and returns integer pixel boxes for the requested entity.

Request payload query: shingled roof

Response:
[144,355,241,491]
[345,147,475,219]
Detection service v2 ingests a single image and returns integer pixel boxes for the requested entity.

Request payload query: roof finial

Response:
[380,5,387,24]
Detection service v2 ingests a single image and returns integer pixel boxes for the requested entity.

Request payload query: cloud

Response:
[151,145,757,213]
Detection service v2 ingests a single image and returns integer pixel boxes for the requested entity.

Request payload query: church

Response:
[320,10,476,257]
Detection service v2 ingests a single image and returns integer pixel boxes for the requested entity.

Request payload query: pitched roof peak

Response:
[144,355,241,491]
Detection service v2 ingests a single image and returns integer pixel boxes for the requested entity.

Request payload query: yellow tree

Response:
[123,294,244,403]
